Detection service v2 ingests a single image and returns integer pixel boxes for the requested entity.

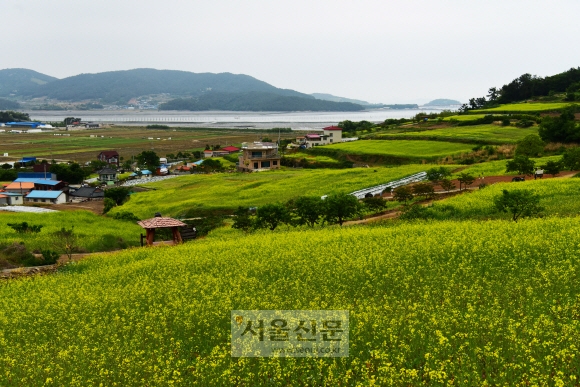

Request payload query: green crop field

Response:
[441,114,488,121]
[424,177,580,220]
[0,210,142,253]
[323,140,475,158]
[472,102,572,113]
[378,124,538,144]
[112,165,429,218]
[1,215,580,385]
[283,152,342,164]
[452,155,562,178]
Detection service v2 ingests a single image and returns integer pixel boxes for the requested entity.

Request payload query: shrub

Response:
[7,222,43,233]
[112,211,140,222]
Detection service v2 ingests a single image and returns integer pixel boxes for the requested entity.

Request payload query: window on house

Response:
[261,161,271,168]
[273,160,278,166]
[251,151,262,158]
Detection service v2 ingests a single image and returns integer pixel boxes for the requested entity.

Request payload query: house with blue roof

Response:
[25,190,67,204]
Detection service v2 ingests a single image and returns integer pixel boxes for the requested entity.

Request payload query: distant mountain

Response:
[0,97,21,110]
[159,92,364,112]
[0,68,57,97]
[424,99,462,106]
[311,93,371,105]
[0,68,366,111]
[21,68,313,103]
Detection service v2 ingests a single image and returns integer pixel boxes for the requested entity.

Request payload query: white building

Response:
[299,126,343,148]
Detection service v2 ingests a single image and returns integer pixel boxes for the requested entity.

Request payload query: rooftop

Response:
[4,182,35,190]
[241,141,278,150]
[13,178,62,186]
[323,126,343,131]
[26,190,64,199]
[97,168,118,174]
[137,217,187,229]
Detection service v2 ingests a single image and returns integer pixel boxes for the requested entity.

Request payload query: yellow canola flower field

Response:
[1,217,580,385]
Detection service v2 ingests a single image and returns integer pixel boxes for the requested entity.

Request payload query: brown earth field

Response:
[0,126,296,164]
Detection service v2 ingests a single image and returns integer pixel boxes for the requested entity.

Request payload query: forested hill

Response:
[0,68,57,97]
[16,68,313,103]
[159,92,365,112]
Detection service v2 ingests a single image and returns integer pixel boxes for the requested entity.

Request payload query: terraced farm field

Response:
[0,210,142,252]
[323,140,475,158]
[452,155,563,177]
[472,102,572,113]
[113,165,429,218]
[1,216,580,385]
[378,124,538,144]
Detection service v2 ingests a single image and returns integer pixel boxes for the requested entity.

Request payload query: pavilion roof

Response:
[137,217,187,229]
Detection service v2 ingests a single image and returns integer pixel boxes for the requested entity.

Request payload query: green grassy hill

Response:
[113,165,428,218]
[376,124,538,144]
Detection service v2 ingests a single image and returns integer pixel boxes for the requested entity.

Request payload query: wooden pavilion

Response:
[137,214,187,246]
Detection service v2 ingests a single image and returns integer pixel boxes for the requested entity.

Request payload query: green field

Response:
[441,114,488,121]
[452,155,562,178]
[378,124,538,144]
[424,177,580,220]
[323,140,475,158]
[112,165,429,218]
[283,152,342,164]
[1,215,580,385]
[0,210,142,253]
[472,102,572,113]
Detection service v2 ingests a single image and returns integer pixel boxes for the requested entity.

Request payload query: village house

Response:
[69,186,104,200]
[238,142,281,172]
[203,146,240,158]
[97,150,120,167]
[2,192,24,205]
[97,167,118,183]
[298,126,343,148]
[25,190,67,204]
[3,182,35,194]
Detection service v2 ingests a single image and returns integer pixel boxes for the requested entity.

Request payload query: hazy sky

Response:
[2,0,580,104]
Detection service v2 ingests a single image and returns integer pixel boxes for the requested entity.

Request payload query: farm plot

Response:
[1,217,580,385]
[112,165,429,218]
[324,140,475,158]
[472,102,571,113]
[0,210,142,253]
[378,124,538,144]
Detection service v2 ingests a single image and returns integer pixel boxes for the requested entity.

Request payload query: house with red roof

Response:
[97,150,120,167]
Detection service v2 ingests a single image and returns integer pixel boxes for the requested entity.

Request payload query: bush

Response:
[7,222,43,233]
[112,211,140,222]
[40,249,60,265]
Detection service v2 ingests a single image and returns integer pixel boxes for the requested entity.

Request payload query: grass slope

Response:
[452,155,562,177]
[113,165,428,218]
[378,124,537,144]
[472,102,572,113]
[323,140,475,158]
[1,217,579,385]
[0,211,142,253]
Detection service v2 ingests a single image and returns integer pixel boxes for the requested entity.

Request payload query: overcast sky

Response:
[2,0,580,104]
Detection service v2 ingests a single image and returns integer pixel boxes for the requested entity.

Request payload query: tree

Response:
[560,147,580,170]
[50,163,88,184]
[362,196,387,213]
[292,196,326,227]
[393,186,413,203]
[493,189,544,222]
[412,183,435,199]
[232,206,254,233]
[324,193,362,226]
[136,150,160,169]
[103,198,116,214]
[538,108,580,143]
[457,173,475,191]
[440,178,456,192]
[426,166,451,183]
[200,158,222,173]
[52,227,79,261]
[255,203,291,231]
[515,134,544,157]
[542,160,561,176]
[506,155,535,176]
[1,163,12,169]
[104,187,131,206]
[89,160,108,171]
